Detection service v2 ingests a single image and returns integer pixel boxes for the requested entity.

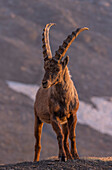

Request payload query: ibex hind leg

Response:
[51,117,66,161]
[62,123,73,160]
[68,114,79,160]
[34,114,43,162]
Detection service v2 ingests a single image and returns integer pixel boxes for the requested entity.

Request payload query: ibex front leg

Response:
[62,123,73,160]
[68,114,79,159]
[51,116,66,161]
[34,115,43,162]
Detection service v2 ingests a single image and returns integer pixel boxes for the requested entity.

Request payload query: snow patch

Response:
[7,80,39,100]
[78,98,112,136]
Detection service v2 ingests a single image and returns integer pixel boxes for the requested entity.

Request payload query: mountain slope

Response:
[0,0,112,164]
[0,0,112,103]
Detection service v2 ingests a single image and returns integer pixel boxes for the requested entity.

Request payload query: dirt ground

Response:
[0,157,112,170]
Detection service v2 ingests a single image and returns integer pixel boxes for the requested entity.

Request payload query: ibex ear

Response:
[62,55,69,68]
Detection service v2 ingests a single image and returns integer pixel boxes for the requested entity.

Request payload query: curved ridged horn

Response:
[54,27,89,61]
[42,23,55,61]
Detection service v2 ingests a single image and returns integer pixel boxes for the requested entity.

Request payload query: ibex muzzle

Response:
[42,80,49,88]
[42,71,50,88]
[34,23,89,162]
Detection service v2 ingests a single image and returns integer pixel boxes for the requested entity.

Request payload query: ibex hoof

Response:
[73,154,80,160]
[59,156,66,162]
[67,156,73,160]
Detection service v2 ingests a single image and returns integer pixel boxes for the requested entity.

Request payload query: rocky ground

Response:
[0,0,112,165]
[0,157,112,170]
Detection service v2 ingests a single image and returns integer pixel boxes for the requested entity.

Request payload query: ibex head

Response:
[42,23,89,89]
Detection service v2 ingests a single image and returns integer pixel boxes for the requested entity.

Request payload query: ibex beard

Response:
[34,23,89,162]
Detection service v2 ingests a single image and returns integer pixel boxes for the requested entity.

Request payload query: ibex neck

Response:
[54,67,72,95]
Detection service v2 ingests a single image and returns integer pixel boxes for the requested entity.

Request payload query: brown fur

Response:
[34,23,88,162]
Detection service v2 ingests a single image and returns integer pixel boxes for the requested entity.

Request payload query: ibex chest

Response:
[49,92,78,121]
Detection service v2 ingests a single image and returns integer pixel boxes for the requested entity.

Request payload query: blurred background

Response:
[0,0,112,164]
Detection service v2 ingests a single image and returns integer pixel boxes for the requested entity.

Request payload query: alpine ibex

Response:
[34,23,88,162]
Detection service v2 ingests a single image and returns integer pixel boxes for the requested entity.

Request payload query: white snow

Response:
[7,80,112,136]
[7,80,39,100]
[78,98,112,136]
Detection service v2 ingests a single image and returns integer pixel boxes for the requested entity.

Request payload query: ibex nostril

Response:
[42,81,47,84]
[42,81,48,87]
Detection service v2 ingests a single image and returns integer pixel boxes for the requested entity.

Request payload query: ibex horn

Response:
[54,27,89,61]
[42,23,56,61]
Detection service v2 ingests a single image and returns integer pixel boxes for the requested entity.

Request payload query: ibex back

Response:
[34,23,88,162]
